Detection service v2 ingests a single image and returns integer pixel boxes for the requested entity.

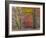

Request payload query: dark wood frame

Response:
[5,1,45,38]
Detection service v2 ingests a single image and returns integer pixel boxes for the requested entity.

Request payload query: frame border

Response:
[5,1,45,37]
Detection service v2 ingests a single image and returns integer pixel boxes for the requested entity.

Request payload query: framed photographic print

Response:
[5,1,45,37]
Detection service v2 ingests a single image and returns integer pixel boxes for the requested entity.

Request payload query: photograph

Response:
[12,7,40,31]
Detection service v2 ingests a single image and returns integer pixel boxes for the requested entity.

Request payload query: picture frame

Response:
[5,1,45,37]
